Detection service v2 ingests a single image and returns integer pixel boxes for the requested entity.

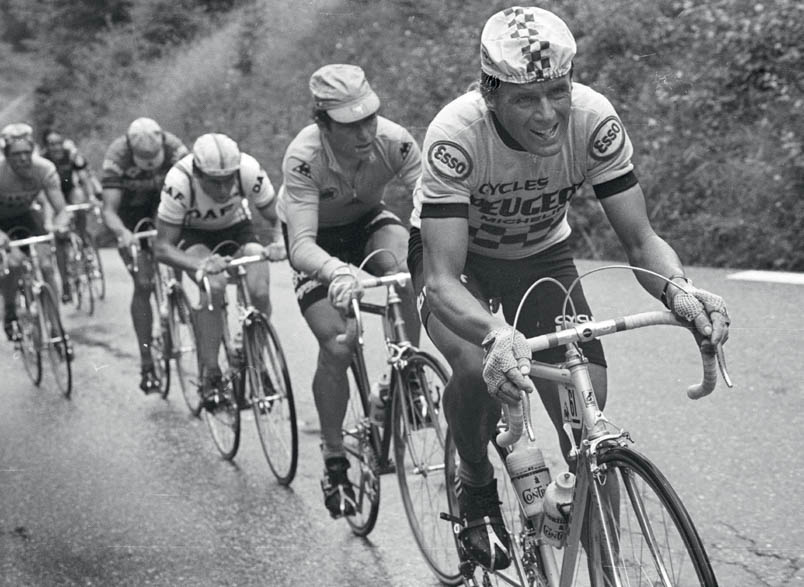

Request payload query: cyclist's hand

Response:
[201,254,228,275]
[0,231,9,250]
[264,240,286,262]
[668,284,730,347]
[116,229,135,249]
[328,272,361,314]
[481,326,536,405]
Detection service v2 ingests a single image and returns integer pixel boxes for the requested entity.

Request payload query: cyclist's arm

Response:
[101,187,132,244]
[420,215,505,345]
[153,218,202,274]
[41,183,70,232]
[75,168,96,201]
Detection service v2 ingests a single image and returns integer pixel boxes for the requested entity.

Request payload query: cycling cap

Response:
[480,7,576,84]
[309,64,381,124]
[127,117,164,170]
[192,133,241,177]
[0,122,35,151]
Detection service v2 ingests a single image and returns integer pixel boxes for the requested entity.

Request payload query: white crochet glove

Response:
[481,326,532,398]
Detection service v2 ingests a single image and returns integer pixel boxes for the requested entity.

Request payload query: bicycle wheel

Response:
[150,294,170,398]
[202,337,241,460]
[69,234,94,315]
[169,288,202,416]
[581,446,717,587]
[14,284,42,385]
[392,351,460,585]
[243,316,298,485]
[343,353,381,536]
[444,430,532,586]
[84,236,106,301]
[39,285,72,398]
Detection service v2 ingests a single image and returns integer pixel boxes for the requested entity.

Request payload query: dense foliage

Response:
[2,0,801,269]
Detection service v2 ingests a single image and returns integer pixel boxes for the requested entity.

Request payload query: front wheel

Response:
[393,352,460,585]
[244,317,298,485]
[38,285,72,398]
[584,446,717,586]
[202,336,241,461]
[15,284,42,385]
[84,236,105,301]
[168,288,202,416]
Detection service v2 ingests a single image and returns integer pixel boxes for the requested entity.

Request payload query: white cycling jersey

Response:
[411,83,634,260]
[157,152,275,230]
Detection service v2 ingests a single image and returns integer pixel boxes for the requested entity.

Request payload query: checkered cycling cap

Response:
[310,64,381,124]
[0,122,35,152]
[127,117,165,170]
[480,6,576,84]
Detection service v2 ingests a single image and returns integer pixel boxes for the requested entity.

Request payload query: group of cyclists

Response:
[0,6,730,575]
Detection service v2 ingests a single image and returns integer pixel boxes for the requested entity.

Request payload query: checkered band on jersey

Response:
[503,7,552,80]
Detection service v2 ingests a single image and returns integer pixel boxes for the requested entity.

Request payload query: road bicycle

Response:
[442,266,732,586]
[2,231,73,397]
[128,220,199,408]
[62,202,106,315]
[197,246,297,484]
[336,264,460,584]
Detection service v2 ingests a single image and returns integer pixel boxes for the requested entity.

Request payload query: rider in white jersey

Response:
[155,133,285,406]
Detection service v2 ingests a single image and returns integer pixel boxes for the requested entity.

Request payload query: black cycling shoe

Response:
[199,369,224,411]
[139,367,162,395]
[61,291,72,304]
[456,478,512,571]
[4,316,20,342]
[321,456,357,519]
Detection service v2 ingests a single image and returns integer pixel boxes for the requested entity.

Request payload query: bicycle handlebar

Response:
[64,203,100,213]
[128,229,158,274]
[355,271,410,290]
[198,250,275,311]
[6,233,56,248]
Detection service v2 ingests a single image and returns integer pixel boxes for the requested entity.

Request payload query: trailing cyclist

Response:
[0,123,71,340]
[408,7,731,571]
[100,117,189,394]
[277,64,422,518]
[153,132,285,409]
[39,127,100,303]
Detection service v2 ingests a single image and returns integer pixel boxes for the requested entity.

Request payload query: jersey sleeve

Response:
[164,132,189,164]
[388,125,422,193]
[40,159,62,193]
[418,120,475,219]
[100,137,127,190]
[240,154,275,208]
[583,94,634,187]
[157,166,190,225]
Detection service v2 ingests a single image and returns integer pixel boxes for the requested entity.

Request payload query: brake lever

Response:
[716,344,733,388]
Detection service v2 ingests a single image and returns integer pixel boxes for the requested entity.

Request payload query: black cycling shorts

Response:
[0,209,47,238]
[178,220,258,256]
[283,206,404,314]
[407,227,606,367]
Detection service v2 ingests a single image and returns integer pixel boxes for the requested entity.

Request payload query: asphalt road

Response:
[1,251,802,586]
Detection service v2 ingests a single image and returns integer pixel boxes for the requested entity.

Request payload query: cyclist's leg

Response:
[118,244,157,371]
[363,211,421,346]
[1,213,36,336]
[239,239,272,318]
[183,243,226,377]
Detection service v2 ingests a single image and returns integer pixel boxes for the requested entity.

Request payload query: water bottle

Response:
[505,440,552,521]
[369,373,391,426]
[541,472,576,548]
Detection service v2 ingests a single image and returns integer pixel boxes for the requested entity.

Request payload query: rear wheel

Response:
[343,353,381,537]
[39,285,72,398]
[84,236,105,301]
[169,288,202,416]
[69,234,94,315]
[244,317,298,485]
[150,293,170,398]
[202,337,241,460]
[15,285,42,385]
[392,352,460,585]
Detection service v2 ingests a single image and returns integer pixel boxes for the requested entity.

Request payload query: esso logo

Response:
[428,141,473,180]
[589,116,626,161]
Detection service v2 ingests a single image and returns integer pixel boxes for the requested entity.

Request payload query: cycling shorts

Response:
[119,201,159,233]
[178,220,258,256]
[283,206,404,314]
[407,227,606,367]
[0,209,47,238]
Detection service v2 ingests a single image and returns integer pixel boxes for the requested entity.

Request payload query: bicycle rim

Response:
[392,352,460,585]
[170,289,202,416]
[202,339,241,460]
[343,358,381,536]
[80,247,95,315]
[15,287,42,385]
[444,431,533,586]
[85,238,105,300]
[244,318,298,485]
[39,286,72,398]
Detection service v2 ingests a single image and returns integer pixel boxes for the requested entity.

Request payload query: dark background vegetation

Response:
[2,0,802,270]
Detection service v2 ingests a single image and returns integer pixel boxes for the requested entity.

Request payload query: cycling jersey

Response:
[412,83,635,260]
[40,139,88,197]
[101,131,188,211]
[277,115,421,275]
[0,155,61,220]
[157,152,275,230]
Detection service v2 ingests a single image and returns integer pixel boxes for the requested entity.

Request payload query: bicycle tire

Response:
[202,334,241,460]
[84,236,106,301]
[392,351,461,585]
[244,316,298,485]
[70,234,94,316]
[582,446,717,587]
[150,293,170,399]
[169,288,202,416]
[343,352,381,536]
[39,284,72,398]
[14,284,42,385]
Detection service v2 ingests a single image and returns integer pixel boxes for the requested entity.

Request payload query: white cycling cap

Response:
[310,64,381,124]
[480,6,576,84]
[1,122,35,151]
[127,117,165,170]
[192,133,241,177]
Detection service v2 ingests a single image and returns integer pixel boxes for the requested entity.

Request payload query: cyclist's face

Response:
[45,134,65,158]
[6,142,34,175]
[198,172,237,202]
[490,76,572,157]
[323,113,378,161]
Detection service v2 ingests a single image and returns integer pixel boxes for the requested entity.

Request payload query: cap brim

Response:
[326,91,380,124]
[133,149,165,171]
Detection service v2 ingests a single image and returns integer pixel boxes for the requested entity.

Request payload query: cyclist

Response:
[277,64,422,518]
[101,117,189,393]
[0,123,71,339]
[154,132,285,408]
[39,127,99,303]
[408,7,731,570]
